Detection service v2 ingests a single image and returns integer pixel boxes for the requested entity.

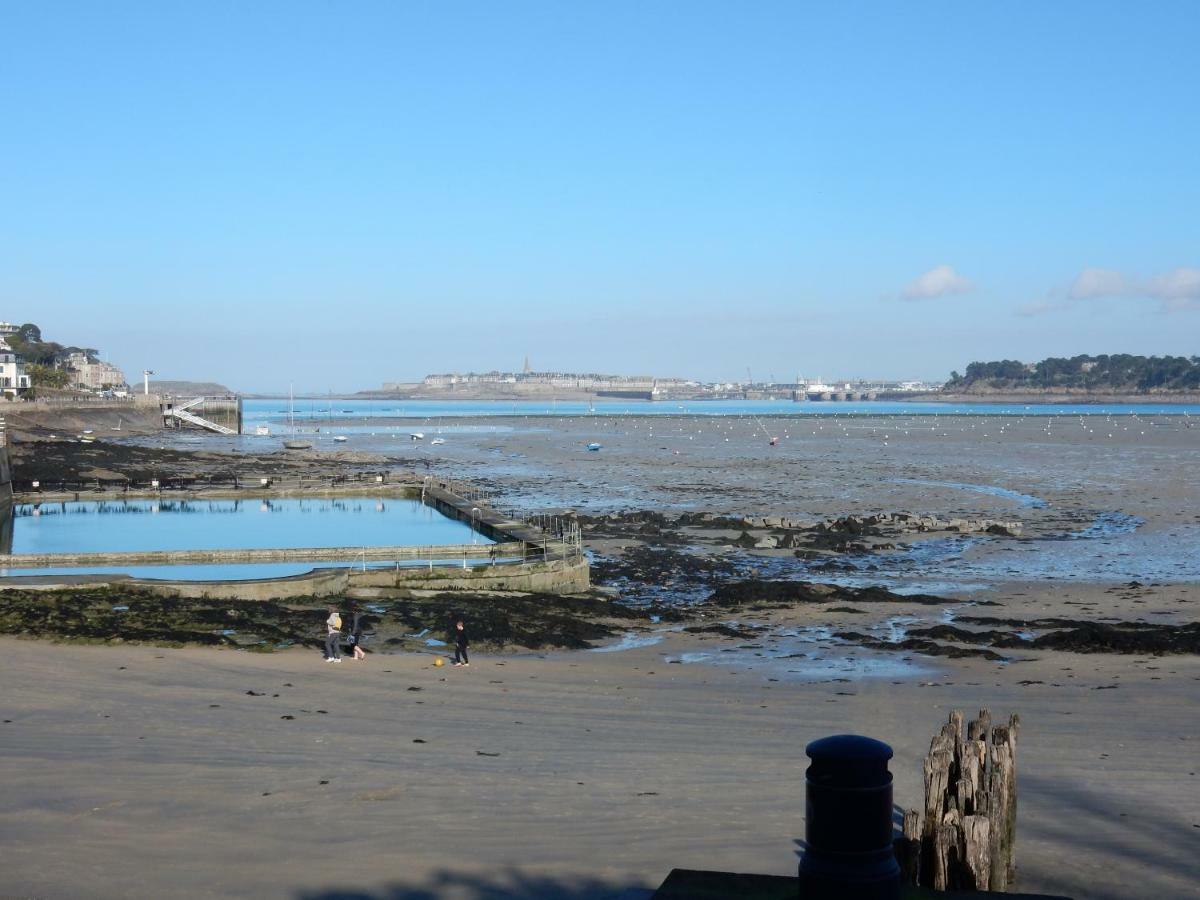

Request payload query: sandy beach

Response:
[1,625,1198,899]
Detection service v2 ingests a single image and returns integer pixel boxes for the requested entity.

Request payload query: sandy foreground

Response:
[2,633,1198,900]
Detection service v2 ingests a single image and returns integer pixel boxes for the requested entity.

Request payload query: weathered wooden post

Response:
[902,709,1021,892]
[798,735,901,899]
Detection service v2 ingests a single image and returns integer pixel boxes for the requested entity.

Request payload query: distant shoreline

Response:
[235,390,1200,405]
[927,391,1200,405]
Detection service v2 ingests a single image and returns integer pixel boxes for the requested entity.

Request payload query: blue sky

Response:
[2,1,1197,392]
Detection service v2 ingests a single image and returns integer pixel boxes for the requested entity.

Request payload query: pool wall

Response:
[0,554,590,600]
[3,541,527,568]
[1,478,591,597]
[0,444,12,552]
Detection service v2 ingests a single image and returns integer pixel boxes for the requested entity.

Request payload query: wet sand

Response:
[2,637,1197,900]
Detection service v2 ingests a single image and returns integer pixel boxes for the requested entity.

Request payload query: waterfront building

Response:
[66,351,127,390]
[0,338,31,398]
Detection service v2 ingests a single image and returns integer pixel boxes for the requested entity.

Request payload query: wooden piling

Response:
[898,709,1021,891]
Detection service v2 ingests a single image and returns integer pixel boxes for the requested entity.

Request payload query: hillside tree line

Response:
[946,354,1200,392]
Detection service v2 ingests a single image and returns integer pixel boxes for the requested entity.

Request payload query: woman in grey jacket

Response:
[324,606,343,662]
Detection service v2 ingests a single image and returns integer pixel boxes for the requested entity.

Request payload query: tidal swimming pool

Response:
[6,497,491,556]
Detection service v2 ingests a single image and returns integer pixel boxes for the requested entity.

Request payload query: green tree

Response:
[26,364,71,388]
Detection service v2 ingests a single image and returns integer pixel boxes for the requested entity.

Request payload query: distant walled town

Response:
[374,361,943,402]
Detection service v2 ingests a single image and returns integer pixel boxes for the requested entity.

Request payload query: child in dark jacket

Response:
[452,618,469,667]
[346,606,366,661]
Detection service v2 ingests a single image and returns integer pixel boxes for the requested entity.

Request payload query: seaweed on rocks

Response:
[591,545,738,591]
[833,631,1008,661]
[906,624,1023,645]
[378,593,629,650]
[0,587,322,649]
[576,510,751,535]
[704,580,956,609]
[0,587,668,652]
[866,617,1200,656]
[1016,621,1200,655]
[798,532,875,553]
[819,517,884,537]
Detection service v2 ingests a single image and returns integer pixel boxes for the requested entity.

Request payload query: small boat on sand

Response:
[284,440,312,450]
[430,438,446,445]
[409,432,425,441]
[587,442,602,451]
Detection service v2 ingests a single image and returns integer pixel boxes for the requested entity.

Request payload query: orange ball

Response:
[433,657,445,667]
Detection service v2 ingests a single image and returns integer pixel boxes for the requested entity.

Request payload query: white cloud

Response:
[901,265,974,300]
[1068,267,1132,300]
[1015,298,1066,318]
[1066,266,1200,312]
[1146,267,1200,311]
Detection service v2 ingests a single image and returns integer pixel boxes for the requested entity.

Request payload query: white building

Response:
[0,338,31,398]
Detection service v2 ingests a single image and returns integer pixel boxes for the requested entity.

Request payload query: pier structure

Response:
[796,389,879,401]
[161,395,242,434]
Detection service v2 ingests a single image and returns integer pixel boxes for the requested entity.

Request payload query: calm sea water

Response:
[8,497,490,556]
[244,397,1200,425]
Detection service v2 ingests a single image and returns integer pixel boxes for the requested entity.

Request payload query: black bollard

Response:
[798,734,901,900]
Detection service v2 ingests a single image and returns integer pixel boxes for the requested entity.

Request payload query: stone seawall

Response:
[0,555,591,601]
[0,445,12,503]
[351,555,591,594]
[3,541,527,569]
[0,445,12,554]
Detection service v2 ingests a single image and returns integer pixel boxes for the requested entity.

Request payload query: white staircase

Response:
[167,397,237,435]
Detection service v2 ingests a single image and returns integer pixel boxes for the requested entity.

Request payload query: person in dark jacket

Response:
[452,617,469,667]
[346,605,366,661]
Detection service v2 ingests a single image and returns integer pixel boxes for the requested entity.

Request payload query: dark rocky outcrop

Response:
[705,580,956,608]
[833,631,1007,661]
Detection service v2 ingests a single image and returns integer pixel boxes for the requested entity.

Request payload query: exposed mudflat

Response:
[11,439,407,486]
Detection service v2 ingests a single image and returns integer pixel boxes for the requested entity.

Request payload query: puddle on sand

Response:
[891,478,1048,509]
[656,619,933,682]
[663,644,931,682]
[589,632,668,653]
[1055,511,1144,540]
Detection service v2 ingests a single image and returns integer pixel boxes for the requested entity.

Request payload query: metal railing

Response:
[13,470,396,494]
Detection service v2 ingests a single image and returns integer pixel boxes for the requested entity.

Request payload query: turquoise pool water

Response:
[8,497,491,555]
